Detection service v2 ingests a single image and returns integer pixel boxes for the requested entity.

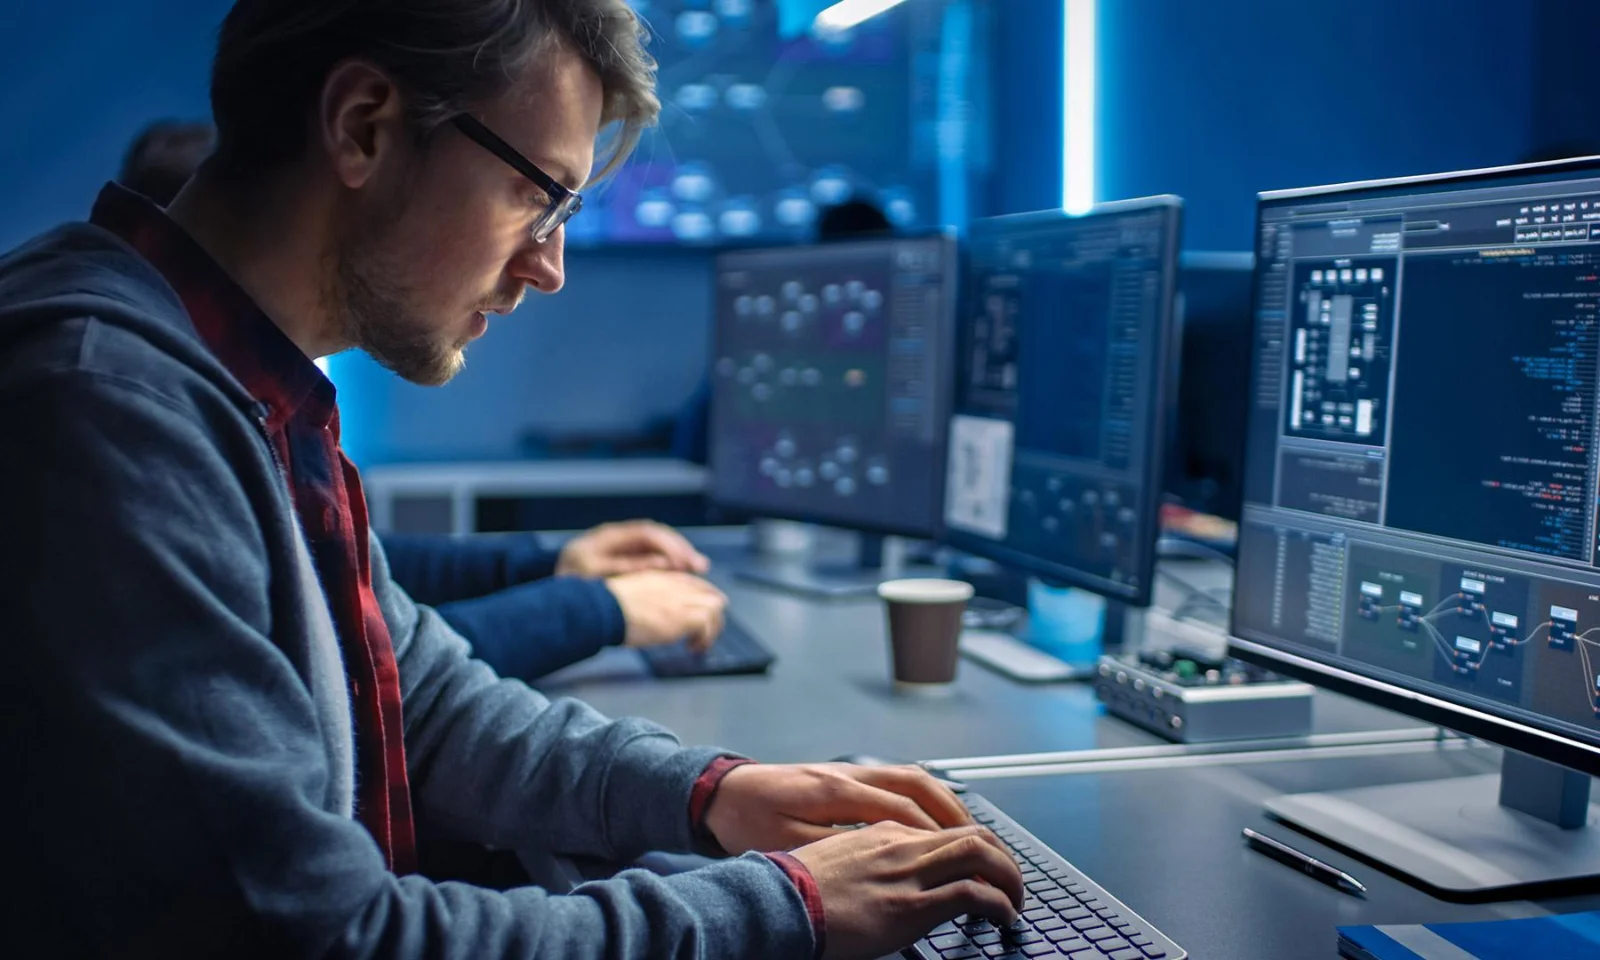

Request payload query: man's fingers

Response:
[849,765,972,830]
[915,828,1025,909]
[920,877,1020,929]
[686,601,725,652]
[626,521,708,572]
[821,778,945,833]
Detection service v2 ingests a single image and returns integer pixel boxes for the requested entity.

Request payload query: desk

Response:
[539,532,1423,764]
[537,529,1600,955]
[966,746,1600,958]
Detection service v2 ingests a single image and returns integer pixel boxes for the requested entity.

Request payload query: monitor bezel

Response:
[1228,157,1600,777]
[705,232,961,540]
[940,195,1185,607]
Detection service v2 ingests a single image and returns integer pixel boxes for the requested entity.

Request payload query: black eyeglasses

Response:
[450,114,583,242]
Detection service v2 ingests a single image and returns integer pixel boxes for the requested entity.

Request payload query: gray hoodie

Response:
[0,221,817,959]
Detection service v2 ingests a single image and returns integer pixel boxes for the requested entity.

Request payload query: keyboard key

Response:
[1093,906,1119,918]
[1013,932,1043,944]
[1095,936,1130,952]
[1052,936,1090,953]
[1046,927,1085,944]
[1107,951,1142,960]
[1071,917,1106,933]
[930,923,960,938]
[1067,950,1102,960]
[1057,906,1091,921]
[972,931,1002,946]
[932,933,970,950]
[1064,883,1086,894]
[1047,868,1072,881]
[1032,917,1066,933]
[1138,946,1167,958]
[980,944,1015,958]
[939,948,980,960]
[1038,889,1073,903]
[1022,908,1053,923]
[1109,919,1135,931]
[1127,935,1153,947]
[1026,879,1059,893]
[1020,944,1056,957]
[1083,927,1118,943]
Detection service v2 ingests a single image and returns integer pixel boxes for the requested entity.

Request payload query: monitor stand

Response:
[738,533,933,599]
[1264,750,1600,899]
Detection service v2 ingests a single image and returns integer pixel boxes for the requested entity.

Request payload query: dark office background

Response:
[3,0,1595,466]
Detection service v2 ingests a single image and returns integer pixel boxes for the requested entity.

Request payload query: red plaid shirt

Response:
[92,183,417,873]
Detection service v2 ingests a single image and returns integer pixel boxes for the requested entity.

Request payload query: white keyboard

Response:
[959,630,1089,682]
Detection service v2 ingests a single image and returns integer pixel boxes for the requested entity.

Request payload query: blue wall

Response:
[331,248,714,465]
[0,0,230,252]
[1098,0,1538,250]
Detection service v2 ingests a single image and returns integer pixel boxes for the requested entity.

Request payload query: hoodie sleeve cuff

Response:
[688,757,756,854]
[765,851,827,959]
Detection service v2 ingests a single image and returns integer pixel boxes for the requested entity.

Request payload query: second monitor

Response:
[709,235,958,592]
[943,197,1184,607]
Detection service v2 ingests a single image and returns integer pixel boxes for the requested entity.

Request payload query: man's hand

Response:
[556,521,709,578]
[793,822,1024,960]
[604,571,727,651]
[705,763,973,854]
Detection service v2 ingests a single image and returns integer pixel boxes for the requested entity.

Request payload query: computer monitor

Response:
[1164,252,1255,526]
[1231,158,1600,898]
[942,197,1184,607]
[708,235,958,593]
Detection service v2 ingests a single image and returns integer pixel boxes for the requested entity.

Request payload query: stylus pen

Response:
[1242,827,1367,896]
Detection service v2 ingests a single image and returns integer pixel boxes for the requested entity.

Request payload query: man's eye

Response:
[527,186,552,209]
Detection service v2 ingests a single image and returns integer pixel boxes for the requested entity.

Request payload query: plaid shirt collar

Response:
[89,182,335,433]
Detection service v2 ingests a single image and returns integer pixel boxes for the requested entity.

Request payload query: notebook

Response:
[1338,911,1600,960]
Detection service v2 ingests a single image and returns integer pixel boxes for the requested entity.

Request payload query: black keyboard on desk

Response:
[905,794,1186,960]
[637,617,776,678]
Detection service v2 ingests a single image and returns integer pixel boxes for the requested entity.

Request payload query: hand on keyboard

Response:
[604,571,727,651]
[704,762,974,853]
[791,821,1025,960]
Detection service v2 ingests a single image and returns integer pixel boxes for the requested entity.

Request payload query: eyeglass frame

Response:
[450,113,583,242]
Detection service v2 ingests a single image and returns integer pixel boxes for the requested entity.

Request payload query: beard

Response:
[335,229,469,388]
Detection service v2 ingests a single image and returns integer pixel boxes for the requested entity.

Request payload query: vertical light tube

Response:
[1062,0,1096,214]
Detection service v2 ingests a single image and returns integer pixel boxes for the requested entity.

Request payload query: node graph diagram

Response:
[1351,565,1600,721]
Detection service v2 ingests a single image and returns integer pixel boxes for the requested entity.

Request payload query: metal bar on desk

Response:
[937,734,1489,781]
[923,727,1459,774]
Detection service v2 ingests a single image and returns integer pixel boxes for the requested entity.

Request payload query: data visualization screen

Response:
[708,236,956,536]
[1234,161,1600,749]
[942,200,1183,603]
[564,0,986,246]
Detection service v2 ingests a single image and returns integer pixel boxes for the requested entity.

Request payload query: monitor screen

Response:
[1232,159,1600,772]
[942,199,1184,605]
[708,235,957,537]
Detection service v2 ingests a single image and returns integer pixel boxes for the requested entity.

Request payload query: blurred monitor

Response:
[1164,251,1256,526]
[942,198,1184,606]
[709,235,958,549]
[1232,157,1600,898]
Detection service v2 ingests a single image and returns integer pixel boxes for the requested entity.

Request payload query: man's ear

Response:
[316,58,407,190]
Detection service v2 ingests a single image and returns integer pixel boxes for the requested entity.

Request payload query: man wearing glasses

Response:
[0,1,1022,958]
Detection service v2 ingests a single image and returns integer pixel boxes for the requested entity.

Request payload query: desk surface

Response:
[539,535,1421,764]
[970,746,1600,959]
